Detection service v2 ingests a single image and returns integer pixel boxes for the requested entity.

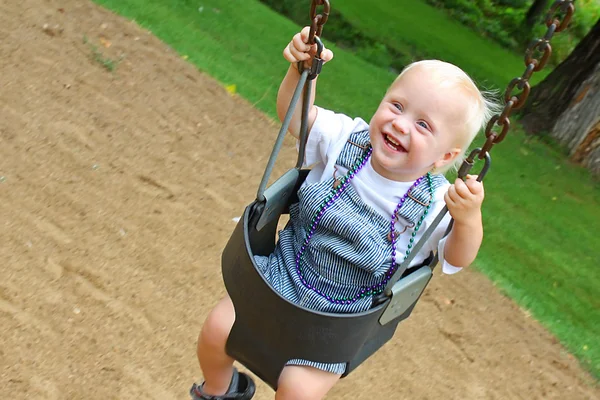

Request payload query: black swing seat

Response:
[222,168,435,390]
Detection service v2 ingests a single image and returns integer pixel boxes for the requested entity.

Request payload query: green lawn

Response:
[93,0,600,380]
[332,0,548,91]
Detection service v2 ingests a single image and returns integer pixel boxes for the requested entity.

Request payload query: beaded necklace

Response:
[294,146,433,305]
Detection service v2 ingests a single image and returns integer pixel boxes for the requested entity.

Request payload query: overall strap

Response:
[335,130,371,170]
[397,174,448,224]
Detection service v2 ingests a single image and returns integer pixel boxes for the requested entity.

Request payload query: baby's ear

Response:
[434,147,462,169]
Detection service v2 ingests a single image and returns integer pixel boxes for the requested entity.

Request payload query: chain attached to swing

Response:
[308,0,330,44]
[299,0,330,80]
[470,0,575,168]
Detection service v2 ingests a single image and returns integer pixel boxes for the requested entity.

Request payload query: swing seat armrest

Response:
[379,266,433,325]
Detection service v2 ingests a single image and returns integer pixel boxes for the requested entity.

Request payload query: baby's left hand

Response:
[444,175,484,224]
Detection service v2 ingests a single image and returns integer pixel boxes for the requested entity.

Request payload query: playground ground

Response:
[0,1,598,398]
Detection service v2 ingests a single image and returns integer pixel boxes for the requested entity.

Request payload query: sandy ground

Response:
[0,1,598,399]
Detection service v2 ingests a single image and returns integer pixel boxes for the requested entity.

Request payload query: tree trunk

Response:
[524,0,550,28]
[552,63,600,175]
[520,18,600,175]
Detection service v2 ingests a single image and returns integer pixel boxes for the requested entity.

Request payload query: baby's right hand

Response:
[283,26,334,69]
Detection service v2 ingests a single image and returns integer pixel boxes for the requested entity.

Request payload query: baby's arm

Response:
[442,175,484,268]
[277,26,334,139]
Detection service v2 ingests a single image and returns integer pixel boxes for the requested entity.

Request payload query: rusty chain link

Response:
[475,0,574,161]
[299,0,331,80]
[308,0,330,44]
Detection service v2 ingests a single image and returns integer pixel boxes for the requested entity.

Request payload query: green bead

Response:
[412,232,417,237]
[408,244,412,249]
[409,238,414,243]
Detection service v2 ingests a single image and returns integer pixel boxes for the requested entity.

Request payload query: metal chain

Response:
[308,0,330,45]
[475,0,575,161]
[299,1,330,80]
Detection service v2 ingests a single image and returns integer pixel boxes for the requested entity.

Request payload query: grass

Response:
[332,0,548,91]
[93,0,600,380]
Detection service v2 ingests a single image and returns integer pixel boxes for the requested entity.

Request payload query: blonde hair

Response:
[392,60,502,174]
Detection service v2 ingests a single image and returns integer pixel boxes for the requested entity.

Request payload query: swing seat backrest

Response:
[221,168,432,390]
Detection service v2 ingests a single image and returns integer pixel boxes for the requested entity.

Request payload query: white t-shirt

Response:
[302,107,462,274]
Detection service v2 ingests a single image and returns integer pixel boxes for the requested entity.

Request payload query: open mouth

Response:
[383,133,407,152]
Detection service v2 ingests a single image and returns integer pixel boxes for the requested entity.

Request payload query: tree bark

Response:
[552,63,600,175]
[520,18,600,175]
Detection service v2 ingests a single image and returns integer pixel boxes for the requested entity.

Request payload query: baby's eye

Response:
[417,120,431,130]
[392,102,403,112]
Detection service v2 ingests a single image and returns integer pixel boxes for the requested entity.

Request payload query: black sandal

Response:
[190,368,256,400]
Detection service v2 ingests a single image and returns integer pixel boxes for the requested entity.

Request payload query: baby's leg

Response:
[196,295,236,395]
[276,365,341,400]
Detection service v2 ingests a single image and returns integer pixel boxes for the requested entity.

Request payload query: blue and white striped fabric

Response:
[254,130,448,374]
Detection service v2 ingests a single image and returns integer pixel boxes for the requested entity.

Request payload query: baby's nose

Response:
[392,117,410,135]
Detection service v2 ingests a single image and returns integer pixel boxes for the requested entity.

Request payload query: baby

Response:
[190,26,499,400]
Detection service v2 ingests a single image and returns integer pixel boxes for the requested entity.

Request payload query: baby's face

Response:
[368,66,471,181]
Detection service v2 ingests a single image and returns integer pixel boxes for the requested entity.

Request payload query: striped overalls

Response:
[255,130,448,373]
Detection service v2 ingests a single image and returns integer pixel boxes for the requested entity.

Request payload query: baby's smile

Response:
[383,133,407,153]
